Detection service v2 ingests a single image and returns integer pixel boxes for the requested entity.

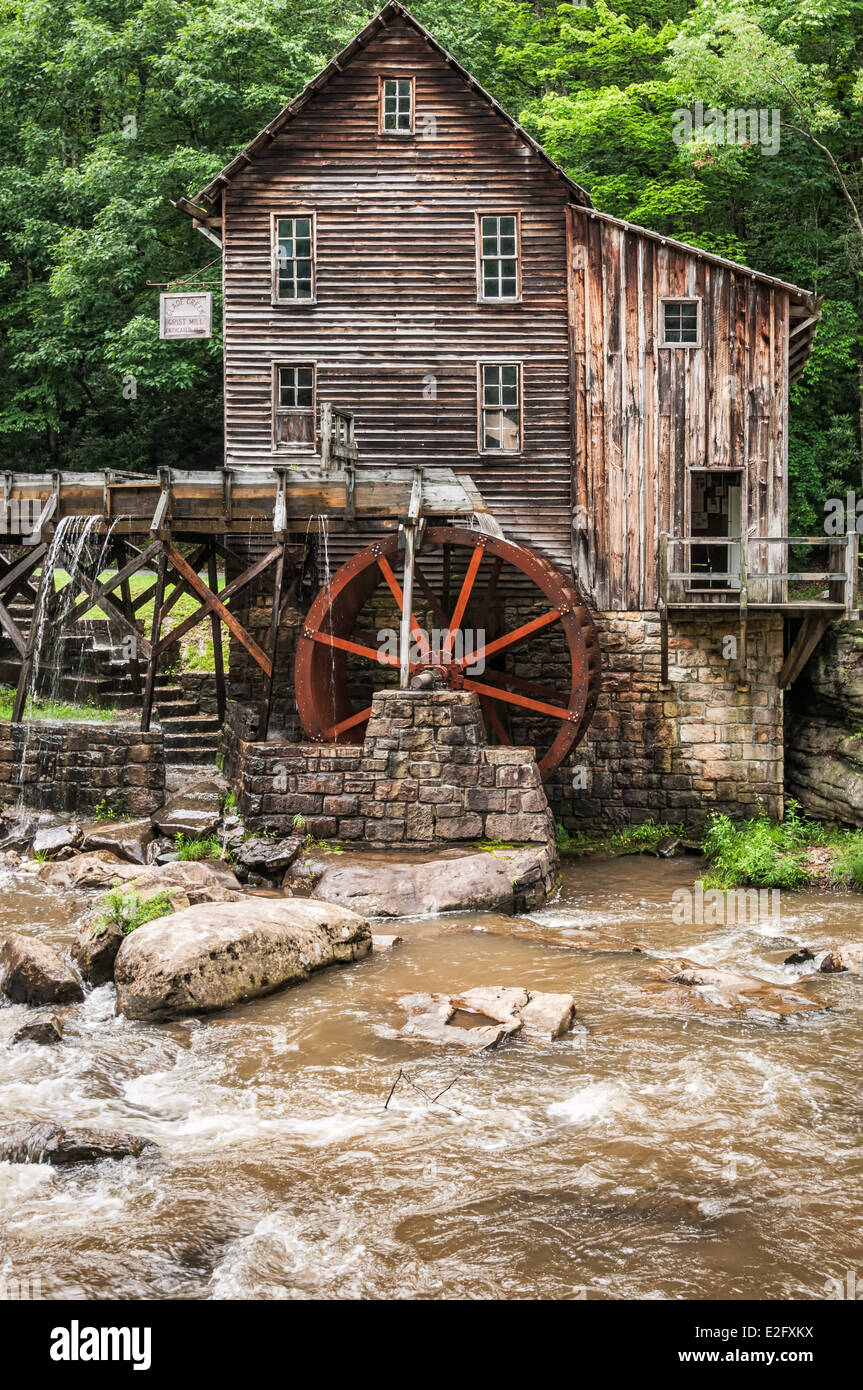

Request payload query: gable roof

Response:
[181,1,592,213]
[178,0,819,379]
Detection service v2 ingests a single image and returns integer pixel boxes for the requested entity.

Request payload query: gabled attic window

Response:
[379,76,414,134]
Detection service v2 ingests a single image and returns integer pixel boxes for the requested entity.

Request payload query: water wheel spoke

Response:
[322,705,373,740]
[413,563,449,629]
[309,629,400,669]
[459,606,562,669]
[472,666,568,708]
[443,542,484,660]
[463,677,575,722]
[479,694,511,745]
[475,555,503,620]
[375,553,431,660]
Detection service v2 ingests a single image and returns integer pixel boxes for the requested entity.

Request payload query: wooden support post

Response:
[659,532,669,688]
[208,543,226,726]
[399,524,416,690]
[12,552,53,722]
[141,548,168,732]
[257,539,289,741]
[118,541,142,696]
[736,533,749,691]
[778,612,831,689]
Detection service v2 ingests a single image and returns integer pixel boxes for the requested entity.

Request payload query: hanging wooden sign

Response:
[159,292,212,340]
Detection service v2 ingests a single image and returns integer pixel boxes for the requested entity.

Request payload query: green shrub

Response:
[698,805,824,889]
[93,889,175,937]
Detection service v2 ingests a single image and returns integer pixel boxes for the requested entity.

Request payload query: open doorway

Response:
[688,470,742,591]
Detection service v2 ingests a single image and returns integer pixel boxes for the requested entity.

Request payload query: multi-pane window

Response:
[273,364,315,448]
[380,77,414,133]
[479,214,520,300]
[274,215,314,301]
[479,363,521,452]
[662,298,700,345]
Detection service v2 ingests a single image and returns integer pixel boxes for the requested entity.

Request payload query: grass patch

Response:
[51,567,230,675]
[174,832,229,862]
[828,831,863,890]
[0,686,117,724]
[93,888,175,937]
[555,819,684,856]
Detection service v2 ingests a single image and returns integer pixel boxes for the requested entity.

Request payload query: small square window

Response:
[479,363,521,452]
[380,77,414,134]
[662,298,700,345]
[274,364,316,449]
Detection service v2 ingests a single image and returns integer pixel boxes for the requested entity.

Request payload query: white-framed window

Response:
[477,212,521,301]
[660,297,701,346]
[273,363,316,449]
[478,361,522,453]
[272,213,315,303]
[379,76,414,134]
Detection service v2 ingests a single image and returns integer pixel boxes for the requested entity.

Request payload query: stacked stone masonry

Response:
[547,611,785,831]
[224,689,556,846]
[0,723,166,816]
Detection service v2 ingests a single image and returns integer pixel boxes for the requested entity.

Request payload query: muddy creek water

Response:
[1,854,862,1300]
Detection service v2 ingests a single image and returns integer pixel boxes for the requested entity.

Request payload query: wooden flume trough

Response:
[0,410,604,771]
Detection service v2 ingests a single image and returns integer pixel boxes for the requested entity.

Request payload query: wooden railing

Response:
[659,532,858,617]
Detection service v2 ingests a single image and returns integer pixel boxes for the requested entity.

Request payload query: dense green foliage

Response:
[93,886,175,935]
[1,0,861,525]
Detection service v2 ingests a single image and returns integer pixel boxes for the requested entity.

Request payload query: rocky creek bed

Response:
[2,836,863,1299]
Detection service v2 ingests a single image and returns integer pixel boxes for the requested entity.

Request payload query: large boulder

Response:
[310,847,556,918]
[0,1122,157,1165]
[151,780,224,838]
[1,933,84,1006]
[114,898,372,1020]
[80,818,154,865]
[71,860,244,985]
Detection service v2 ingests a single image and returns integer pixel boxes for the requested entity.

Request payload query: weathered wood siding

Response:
[568,208,790,610]
[222,19,574,571]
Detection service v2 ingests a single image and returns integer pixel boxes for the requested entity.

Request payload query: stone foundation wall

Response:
[224,690,556,846]
[0,722,165,816]
[547,611,785,831]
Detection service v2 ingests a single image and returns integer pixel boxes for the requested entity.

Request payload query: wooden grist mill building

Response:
[0,1,851,833]
[176,0,850,831]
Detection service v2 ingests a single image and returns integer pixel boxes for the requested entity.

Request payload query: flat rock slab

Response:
[40,851,143,892]
[1,933,84,1006]
[645,958,828,1021]
[397,985,577,1050]
[0,1122,157,1165]
[115,898,372,1020]
[311,847,553,918]
[151,780,224,838]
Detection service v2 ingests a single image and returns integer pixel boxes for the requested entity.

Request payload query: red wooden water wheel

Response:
[294,525,602,778]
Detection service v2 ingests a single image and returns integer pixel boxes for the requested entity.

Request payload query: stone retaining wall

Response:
[0,722,165,816]
[224,690,556,846]
[548,610,785,830]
